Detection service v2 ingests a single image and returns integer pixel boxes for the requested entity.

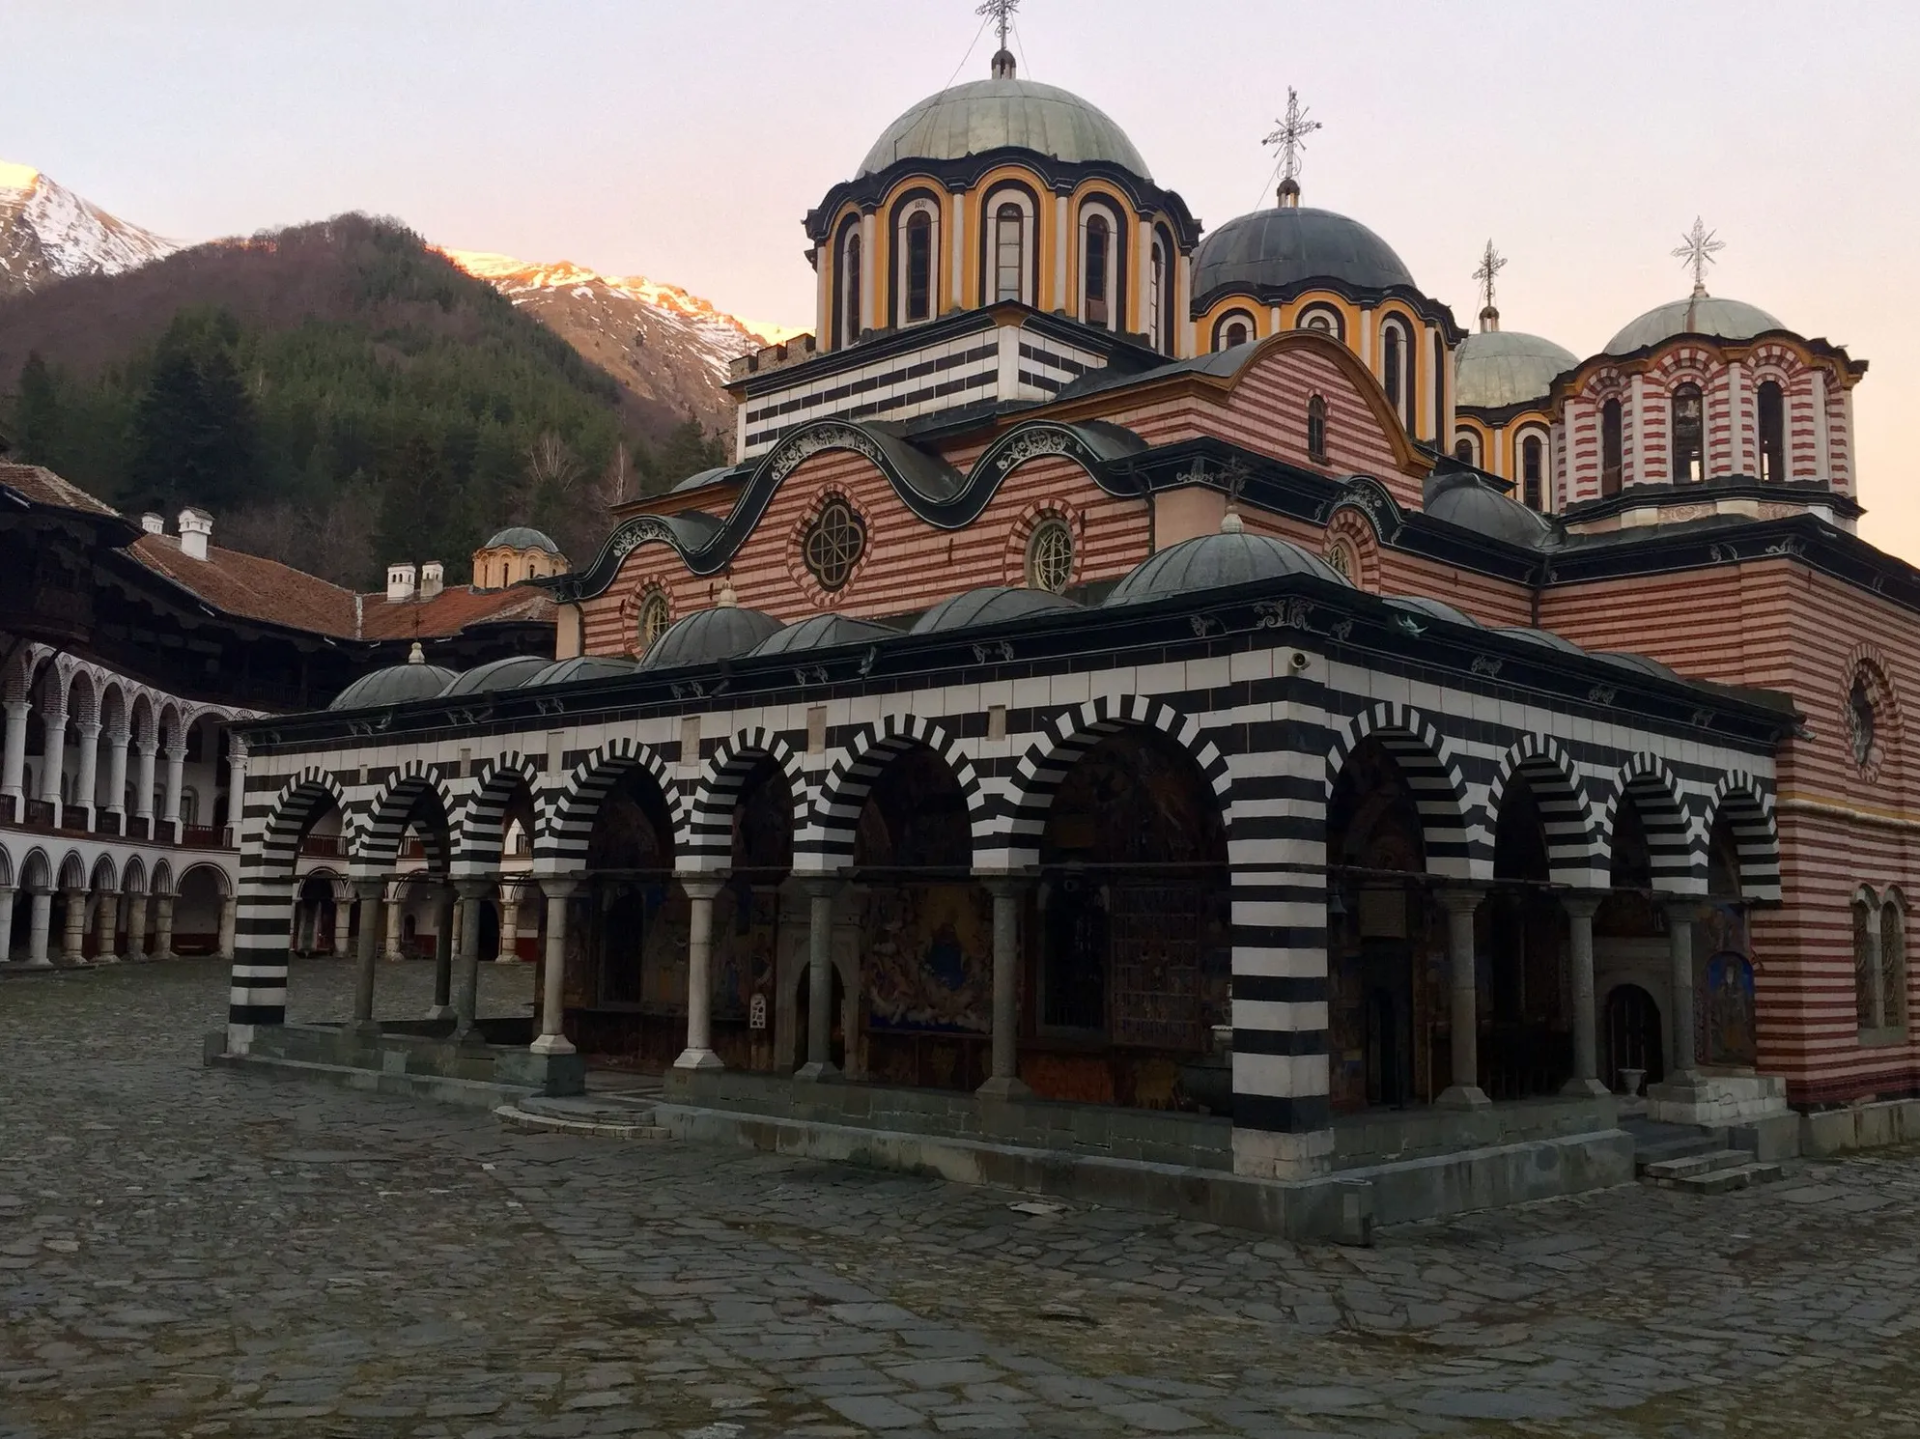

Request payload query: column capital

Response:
[136,738,159,757]
[1562,890,1608,920]
[539,876,580,901]
[803,875,846,901]
[228,733,249,759]
[164,741,188,762]
[1438,884,1488,916]
[453,878,495,901]
[3,699,30,718]
[1660,896,1710,924]
[354,877,386,902]
[74,720,101,739]
[977,870,1038,898]
[677,873,727,901]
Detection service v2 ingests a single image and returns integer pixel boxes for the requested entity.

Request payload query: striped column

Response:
[228,870,296,1041]
[1227,671,1334,1181]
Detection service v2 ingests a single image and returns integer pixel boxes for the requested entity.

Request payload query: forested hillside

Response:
[0,214,724,587]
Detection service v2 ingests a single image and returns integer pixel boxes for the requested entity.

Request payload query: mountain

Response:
[442,249,803,442]
[0,161,177,298]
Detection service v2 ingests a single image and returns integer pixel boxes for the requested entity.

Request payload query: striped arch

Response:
[540,737,686,872]
[259,768,347,875]
[800,713,985,874]
[1602,753,1704,895]
[453,752,544,875]
[1325,702,1473,879]
[1484,735,1605,889]
[1705,772,1781,902]
[355,761,457,874]
[992,694,1230,872]
[228,767,346,1031]
[686,728,808,874]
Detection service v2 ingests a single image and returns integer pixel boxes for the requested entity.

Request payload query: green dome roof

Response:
[639,604,785,671]
[1605,294,1783,355]
[909,586,1081,634]
[330,659,458,711]
[1454,328,1578,409]
[1105,526,1347,605]
[860,74,1149,179]
[484,526,561,553]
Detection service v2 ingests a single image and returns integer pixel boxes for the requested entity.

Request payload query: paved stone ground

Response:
[3,959,1920,1438]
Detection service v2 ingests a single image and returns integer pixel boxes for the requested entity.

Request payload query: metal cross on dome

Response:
[1263,87,1322,187]
[1673,216,1725,296]
[1473,239,1507,313]
[977,0,1019,50]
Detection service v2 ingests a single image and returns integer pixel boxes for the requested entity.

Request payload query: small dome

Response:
[1605,294,1783,355]
[523,656,638,687]
[1192,206,1414,301]
[330,660,459,711]
[859,75,1149,179]
[1595,650,1682,683]
[910,586,1081,634]
[1105,528,1347,606]
[1425,475,1552,547]
[1454,328,1578,409]
[440,654,552,697]
[484,526,561,553]
[639,604,785,670]
[1495,626,1584,655]
[1386,595,1481,629]
[749,613,898,657]
[671,465,736,494]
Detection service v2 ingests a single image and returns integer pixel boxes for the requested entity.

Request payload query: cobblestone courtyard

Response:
[3,960,1919,1438]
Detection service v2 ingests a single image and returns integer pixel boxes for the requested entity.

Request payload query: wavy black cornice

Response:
[553,417,1151,601]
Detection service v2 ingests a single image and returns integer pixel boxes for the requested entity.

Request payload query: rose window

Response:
[802,499,865,591]
[1026,516,1074,593]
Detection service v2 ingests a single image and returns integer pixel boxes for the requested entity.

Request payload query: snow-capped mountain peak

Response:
[0,161,178,298]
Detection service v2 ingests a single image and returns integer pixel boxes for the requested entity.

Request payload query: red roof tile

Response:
[0,463,123,518]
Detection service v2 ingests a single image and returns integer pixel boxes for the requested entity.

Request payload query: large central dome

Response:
[859,74,1150,179]
[1192,205,1415,301]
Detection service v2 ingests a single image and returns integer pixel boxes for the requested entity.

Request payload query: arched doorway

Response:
[852,743,981,1090]
[713,757,791,1072]
[175,865,227,956]
[571,766,680,1066]
[295,875,336,955]
[1028,728,1230,1109]
[1483,774,1571,1098]
[1604,983,1664,1091]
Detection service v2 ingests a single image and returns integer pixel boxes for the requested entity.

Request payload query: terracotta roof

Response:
[0,463,123,518]
[356,579,554,640]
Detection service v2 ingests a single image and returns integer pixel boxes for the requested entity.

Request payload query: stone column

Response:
[1665,900,1700,1082]
[674,876,725,1072]
[124,891,147,960]
[224,734,248,846]
[60,888,87,964]
[530,878,577,1056]
[153,893,176,959]
[25,888,53,967]
[1562,893,1609,1096]
[497,885,519,963]
[71,721,101,829]
[1,699,29,820]
[426,882,454,1020]
[104,726,130,832]
[1437,888,1491,1108]
[134,741,158,835]
[350,878,385,1031]
[216,894,237,960]
[977,876,1030,1099]
[91,888,120,962]
[39,709,67,824]
[162,741,187,841]
[795,878,839,1082]
[452,879,490,1042]
[385,883,405,960]
[330,889,352,956]
[0,885,15,961]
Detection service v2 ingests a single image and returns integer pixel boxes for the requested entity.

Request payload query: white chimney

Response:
[140,513,165,535]
[177,507,213,561]
[419,560,444,599]
[386,562,417,603]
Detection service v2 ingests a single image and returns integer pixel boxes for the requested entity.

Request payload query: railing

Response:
[299,835,345,858]
[182,825,225,849]
[127,816,151,840]
[22,799,54,829]
[401,838,427,859]
[93,810,123,837]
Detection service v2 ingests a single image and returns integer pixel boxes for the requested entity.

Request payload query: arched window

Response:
[1380,318,1411,429]
[994,203,1025,303]
[1025,515,1074,593]
[1881,896,1907,1034]
[1453,437,1475,465]
[1855,896,1877,1030]
[1521,434,1545,512]
[1601,397,1624,495]
[1306,394,1328,462]
[1148,235,1168,353]
[1297,305,1344,339]
[1211,310,1256,351]
[636,590,670,655]
[1225,321,1249,348]
[1758,379,1785,482]
[1082,211,1112,328]
[838,227,863,349]
[1672,383,1704,483]
[901,208,934,325]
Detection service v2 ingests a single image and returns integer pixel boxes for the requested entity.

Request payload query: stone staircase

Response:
[1624,1115,1784,1194]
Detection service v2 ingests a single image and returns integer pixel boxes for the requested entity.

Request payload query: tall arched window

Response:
[1381,319,1411,429]
[994,203,1025,303]
[1306,394,1328,462]
[1224,321,1249,348]
[1212,310,1255,351]
[1148,235,1169,353]
[1855,896,1877,1030]
[1453,437,1475,465]
[1082,212,1112,328]
[1672,383,1704,483]
[1758,379,1785,482]
[1521,434,1545,511]
[1297,305,1344,339]
[1601,397,1624,495]
[902,209,934,325]
[838,228,863,349]
[1882,895,1907,1034]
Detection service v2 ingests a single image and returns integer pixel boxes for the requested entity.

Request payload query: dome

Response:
[910,586,1081,635]
[330,655,458,711]
[1496,626,1584,655]
[749,613,898,657]
[440,654,552,697]
[1425,475,1552,547]
[1605,294,1783,356]
[1192,205,1415,301]
[1386,595,1481,630]
[1105,525,1347,606]
[639,603,785,671]
[484,526,561,554]
[858,73,1149,179]
[522,656,638,687]
[1454,328,1578,409]
[671,465,735,494]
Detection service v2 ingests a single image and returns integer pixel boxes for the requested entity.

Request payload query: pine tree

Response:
[14,353,60,466]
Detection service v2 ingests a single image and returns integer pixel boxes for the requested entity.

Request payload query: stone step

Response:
[1644,1149,1785,1193]
[1632,1133,1725,1175]
[495,1103,668,1141]
[1642,1147,1750,1181]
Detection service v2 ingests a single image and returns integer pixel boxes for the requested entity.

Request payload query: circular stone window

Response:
[1849,671,1878,769]
[635,589,670,655]
[802,498,865,591]
[1025,515,1074,593]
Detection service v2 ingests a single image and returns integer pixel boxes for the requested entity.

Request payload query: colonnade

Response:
[0,878,235,966]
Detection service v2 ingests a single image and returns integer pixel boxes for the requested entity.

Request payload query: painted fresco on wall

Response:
[862,883,992,1033]
[853,745,973,871]
[1040,730,1226,867]
[712,878,780,1024]
[1703,951,1757,1067]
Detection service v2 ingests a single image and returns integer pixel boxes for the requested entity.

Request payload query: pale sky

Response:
[9,1,1920,558]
